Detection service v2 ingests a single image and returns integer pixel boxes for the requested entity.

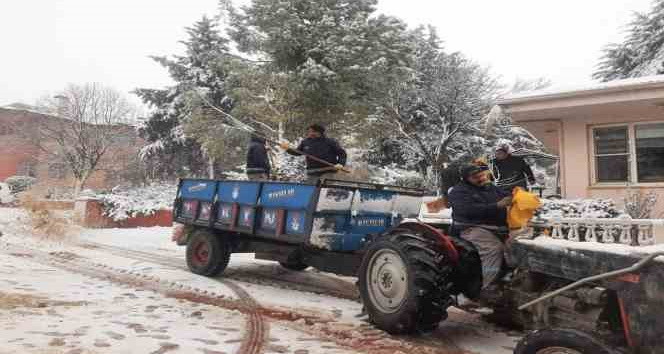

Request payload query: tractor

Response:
[172,178,664,354]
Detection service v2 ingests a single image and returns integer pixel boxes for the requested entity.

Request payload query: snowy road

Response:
[0,208,521,353]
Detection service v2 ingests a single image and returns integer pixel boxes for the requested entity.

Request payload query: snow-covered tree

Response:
[134,16,237,179]
[594,0,664,81]
[367,27,500,192]
[223,0,412,132]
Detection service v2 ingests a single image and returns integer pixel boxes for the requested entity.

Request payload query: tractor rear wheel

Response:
[358,229,453,334]
[186,229,230,277]
[514,329,614,354]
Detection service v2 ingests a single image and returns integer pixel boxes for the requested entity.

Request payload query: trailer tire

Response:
[279,260,308,271]
[358,229,452,334]
[514,329,614,354]
[186,229,230,277]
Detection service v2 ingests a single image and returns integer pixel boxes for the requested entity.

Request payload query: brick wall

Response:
[0,107,143,190]
[74,199,172,229]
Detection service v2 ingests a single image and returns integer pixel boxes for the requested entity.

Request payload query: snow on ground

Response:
[0,207,521,353]
[0,252,247,354]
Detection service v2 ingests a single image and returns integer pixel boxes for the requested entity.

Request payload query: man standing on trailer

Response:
[246,134,271,180]
[280,124,347,183]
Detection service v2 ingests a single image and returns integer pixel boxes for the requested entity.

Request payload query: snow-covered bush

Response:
[537,198,627,219]
[96,184,176,221]
[624,189,658,219]
[369,164,425,188]
[4,176,37,194]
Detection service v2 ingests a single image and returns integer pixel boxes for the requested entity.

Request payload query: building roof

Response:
[498,75,664,106]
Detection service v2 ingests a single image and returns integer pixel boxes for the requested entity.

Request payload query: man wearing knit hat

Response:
[448,163,512,292]
[491,143,536,193]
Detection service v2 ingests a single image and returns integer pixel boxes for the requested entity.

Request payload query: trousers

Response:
[461,227,507,289]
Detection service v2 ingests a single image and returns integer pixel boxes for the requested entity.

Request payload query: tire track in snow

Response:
[80,242,268,354]
[81,241,358,300]
[0,241,466,354]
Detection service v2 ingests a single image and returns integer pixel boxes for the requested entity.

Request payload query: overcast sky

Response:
[0,0,653,106]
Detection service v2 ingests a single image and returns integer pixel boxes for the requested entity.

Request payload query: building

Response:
[498,75,664,216]
[0,105,143,192]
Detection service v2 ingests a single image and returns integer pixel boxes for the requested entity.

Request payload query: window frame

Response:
[589,121,664,187]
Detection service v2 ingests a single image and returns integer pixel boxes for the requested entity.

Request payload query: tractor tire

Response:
[186,229,230,277]
[514,329,615,354]
[279,260,309,271]
[358,229,453,334]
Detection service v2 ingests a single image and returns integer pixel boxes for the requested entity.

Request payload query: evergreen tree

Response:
[595,0,664,81]
[134,16,238,179]
[224,0,412,134]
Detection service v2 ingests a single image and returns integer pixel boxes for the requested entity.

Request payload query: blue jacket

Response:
[448,181,510,228]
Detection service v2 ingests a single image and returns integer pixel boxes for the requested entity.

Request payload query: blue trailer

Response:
[172,178,426,274]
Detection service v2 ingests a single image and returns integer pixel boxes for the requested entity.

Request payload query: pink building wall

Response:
[520,104,664,217]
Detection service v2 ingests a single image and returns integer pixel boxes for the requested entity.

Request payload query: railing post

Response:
[585,223,597,243]
[568,223,580,242]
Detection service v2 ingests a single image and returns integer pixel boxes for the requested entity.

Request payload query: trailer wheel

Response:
[358,230,452,334]
[279,260,308,271]
[186,229,230,277]
[514,329,614,354]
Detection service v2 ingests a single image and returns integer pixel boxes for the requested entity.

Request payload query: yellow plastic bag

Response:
[507,187,541,229]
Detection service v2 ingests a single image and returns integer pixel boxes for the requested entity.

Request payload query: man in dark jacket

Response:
[246,135,270,180]
[491,143,536,192]
[280,124,347,183]
[448,164,512,290]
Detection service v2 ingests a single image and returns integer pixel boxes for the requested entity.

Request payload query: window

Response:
[591,122,664,184]
[635,123,664,183]
[0,125,14,135]
[593,127,629,182]
[16,160,37,177]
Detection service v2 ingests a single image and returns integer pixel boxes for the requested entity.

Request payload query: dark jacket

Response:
[440,163,463,197]
[491,155,534,191]
[246,136,270,176]
[287,136,347,175]
[448,181,510,229]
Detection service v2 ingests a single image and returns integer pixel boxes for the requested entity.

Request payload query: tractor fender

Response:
[395,221,459,264]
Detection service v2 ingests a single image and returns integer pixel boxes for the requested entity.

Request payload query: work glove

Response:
[279,141,290,150]
[496,196,513,208]
[334,164,344,171]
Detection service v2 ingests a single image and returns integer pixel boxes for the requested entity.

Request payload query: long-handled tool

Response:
[193,90,352,174]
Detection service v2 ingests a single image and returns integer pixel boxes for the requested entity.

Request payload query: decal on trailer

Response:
[267,188,296,200]
[188,183,208,192]
[239,207,255,227]
[198,202,212,221]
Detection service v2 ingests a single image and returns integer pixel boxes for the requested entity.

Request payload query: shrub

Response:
[4,176,37,194]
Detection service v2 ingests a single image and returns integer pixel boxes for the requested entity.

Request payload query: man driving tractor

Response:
[448,164,513,293]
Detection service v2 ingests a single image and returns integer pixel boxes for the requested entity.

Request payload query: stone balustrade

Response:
[533,217,664,246]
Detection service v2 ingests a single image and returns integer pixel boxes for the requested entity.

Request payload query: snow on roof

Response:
[499,74,664,104]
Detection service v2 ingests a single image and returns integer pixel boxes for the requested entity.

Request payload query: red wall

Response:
[74,199,172,229]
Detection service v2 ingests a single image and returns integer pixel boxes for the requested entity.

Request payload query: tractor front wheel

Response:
[186,229,230,277]
[514,329,615,354]
[358,229,453,334]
